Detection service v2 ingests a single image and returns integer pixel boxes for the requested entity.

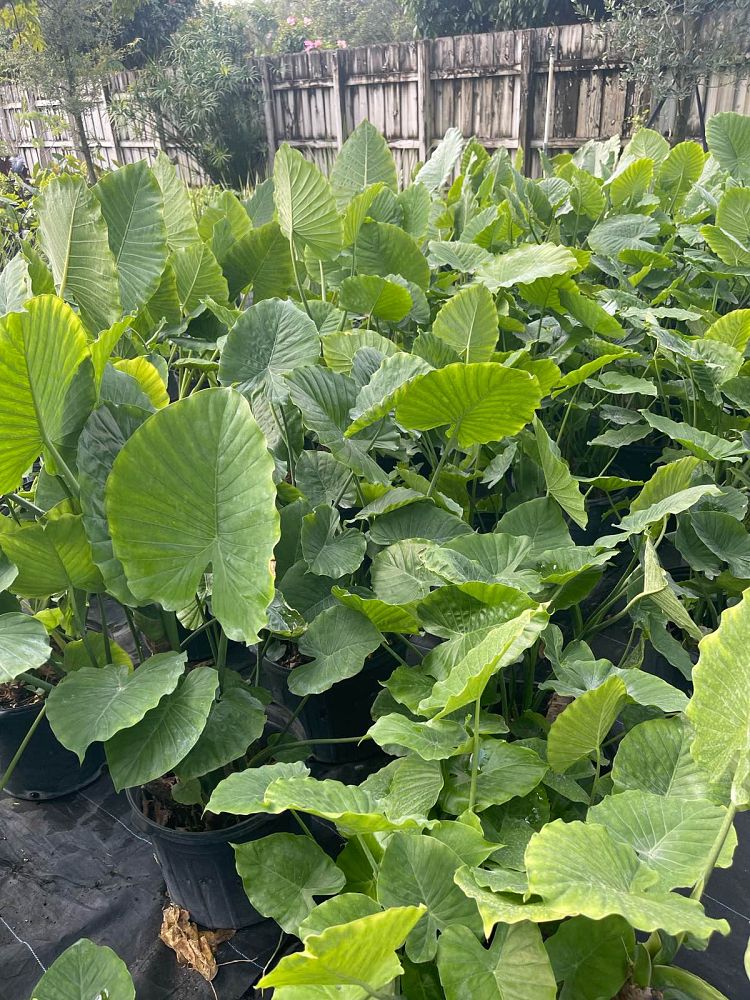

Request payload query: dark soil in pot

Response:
[127,704,315,929]
[259,647,397,764]
[0,681,105,800]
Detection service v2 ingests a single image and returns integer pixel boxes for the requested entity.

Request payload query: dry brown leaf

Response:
[545,692,573,723]
[159,904,234,982]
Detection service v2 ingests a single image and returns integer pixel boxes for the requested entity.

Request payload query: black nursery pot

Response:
[127,785,297,929]
[0,701,105,800]
[127,705,309,929]
[259,650,396,763]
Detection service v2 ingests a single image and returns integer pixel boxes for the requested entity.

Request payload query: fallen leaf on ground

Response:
[159,904,234,982]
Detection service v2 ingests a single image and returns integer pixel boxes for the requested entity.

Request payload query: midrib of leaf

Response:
[114,176,143,269]
[57,183,83,297]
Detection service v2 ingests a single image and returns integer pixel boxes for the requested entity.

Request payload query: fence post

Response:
[260,58,277,171]
[416,39,432,163]
[331,48,348,150]
[517,29,535,176]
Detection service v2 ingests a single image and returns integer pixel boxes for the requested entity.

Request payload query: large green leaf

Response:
[706,112,750,184]
[588,789,736,890]
[30,938,134,1000]
[78,402,150,605]
[415,128,464,193]
[105,666,218,791]
[262,775,432,834]
[496,497,573,557]
[616,484,723,535]
[171,242,228,312]
[477,244,576,290]
[534,416,587,528]
[331,120,398,208]
[547,676,628,773]
[544,916,634,1000]
[286,366,389,484]
[687,588,750,807]
[94,160,168,313]
[641,411,746,463]
[395,362,541,449]
[612,716,717,801]
[367,714,470,760]
[106,389,279,643]
[429,240,493,273]
[702,187,750,266]
[525,819,728,939]
[257,906,426,992]
[274,144,342,260]
[441,740,547,814]
[437,923,557,1000]
[333,588,419,633]
[587,214,659,256]
[0,295,91,493]
[368,501,471,546]
[301,505,367,578]
[0,510,104,597]
[175,683,266,780]
[338,275,412,322]
[623,127,669,164]
[0,253,32,315]
[608,158,654,208]
[295,450,355,507]
[705,309,750,352]
[36,174,121,331]
[418,607,548,719]
[289,604,382,696]
[416,581,536,641]
[0,612,50,684]
[205,760,311,816]
[221,221,295,300]
[371,539,441,604]
[346,352,432,436]
[298,895,383,941]
[219,297,320,401]
[657,141,705,208]
[355,221,430,289]
[432,283,498,363]
[235,833,345,933]
[377,832,482,963]
[46,651,186,761]
[151,152,200,249]
[630,456,700,513]
[688,510,750,579]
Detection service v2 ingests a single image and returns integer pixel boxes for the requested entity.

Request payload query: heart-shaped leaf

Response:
[235,833,345,933]
[0,612,50,684]
[47,652,186,761]
[396,363,541,449]
[106,388,279,643]
[105,666,219,791]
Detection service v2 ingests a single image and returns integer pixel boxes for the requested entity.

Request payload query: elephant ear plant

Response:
[5,111,750,995]
[0,295,280,804]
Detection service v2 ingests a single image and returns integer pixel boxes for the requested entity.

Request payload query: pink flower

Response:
[303,38,313,49]
[303,16,312,25]
[286,15,297,25]
[336,39,347,48]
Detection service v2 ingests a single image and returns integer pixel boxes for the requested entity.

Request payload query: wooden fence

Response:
[2,22,749,184]
[0,72,209,185]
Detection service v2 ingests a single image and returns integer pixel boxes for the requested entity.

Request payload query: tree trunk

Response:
[695,84,707,151]
[672,95,692,144]
[73,111,97,185]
